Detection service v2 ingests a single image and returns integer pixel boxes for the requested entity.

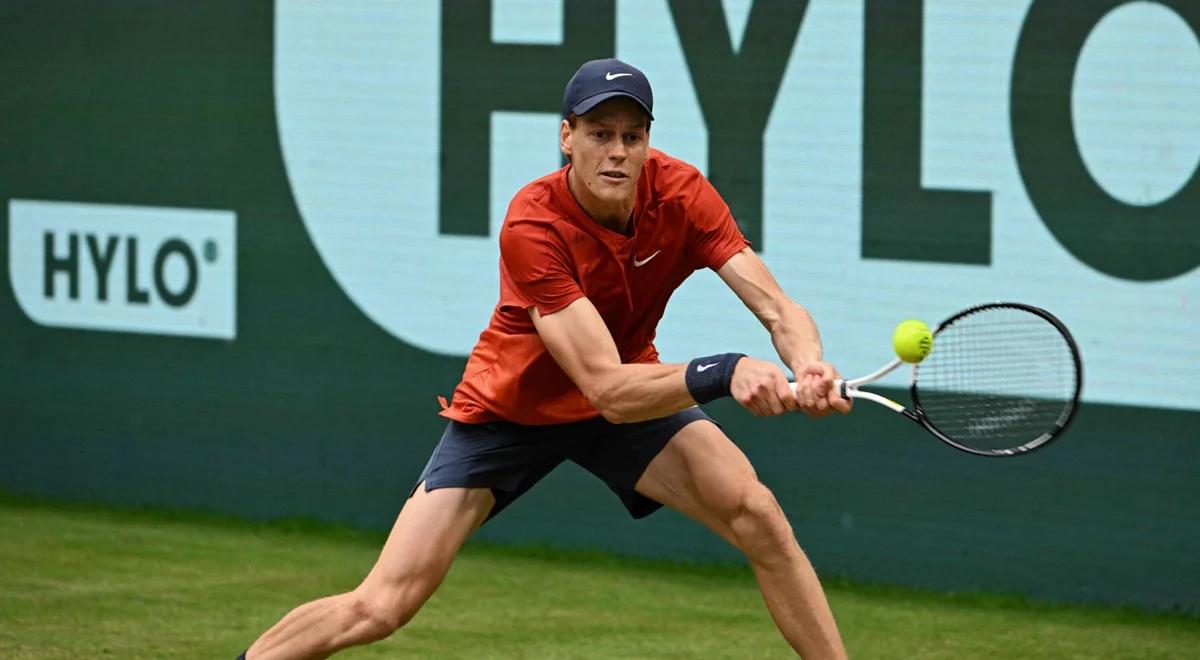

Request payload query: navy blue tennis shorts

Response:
[411,407,715,521]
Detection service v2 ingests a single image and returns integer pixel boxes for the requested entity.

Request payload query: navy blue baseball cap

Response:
[561,58,654,121]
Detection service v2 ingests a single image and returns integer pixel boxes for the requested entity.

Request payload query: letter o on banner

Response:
[1011,0,1200,281]
[154,238,199,308]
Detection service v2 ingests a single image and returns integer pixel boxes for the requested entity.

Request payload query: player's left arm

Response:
[716,248,851,416]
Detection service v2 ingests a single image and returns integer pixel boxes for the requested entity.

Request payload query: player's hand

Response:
[791,361,852,417]
[730,357,800,417]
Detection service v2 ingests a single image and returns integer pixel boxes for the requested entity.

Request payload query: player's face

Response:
[561,98,650,220]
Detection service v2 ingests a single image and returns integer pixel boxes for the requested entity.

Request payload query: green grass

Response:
[0,494,1196,659]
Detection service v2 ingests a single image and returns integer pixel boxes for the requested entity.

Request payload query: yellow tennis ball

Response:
[893,319,933,363]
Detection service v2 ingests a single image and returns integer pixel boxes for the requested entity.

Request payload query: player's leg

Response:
[244,418,572,660]
[633,420,846,660]
[245,484,494,660]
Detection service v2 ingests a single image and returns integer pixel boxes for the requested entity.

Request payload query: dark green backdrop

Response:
[1,1,1196,613]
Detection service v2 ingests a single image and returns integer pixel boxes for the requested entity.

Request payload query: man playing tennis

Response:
[242,58,851,660]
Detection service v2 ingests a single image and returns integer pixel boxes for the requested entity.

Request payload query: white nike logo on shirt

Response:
[606,72,633,80]
[633,250,661,267]
[696,363,718,372]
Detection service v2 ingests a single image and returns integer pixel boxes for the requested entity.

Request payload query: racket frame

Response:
[828,302,1083,457]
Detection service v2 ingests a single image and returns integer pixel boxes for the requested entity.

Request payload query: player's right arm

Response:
[531,299,797,423]
[502,216,795,422]
[530,299,688,423]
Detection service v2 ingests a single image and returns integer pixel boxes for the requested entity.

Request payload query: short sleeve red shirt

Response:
[440,148,749,425]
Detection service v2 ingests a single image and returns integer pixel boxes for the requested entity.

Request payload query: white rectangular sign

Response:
[8,199,237,340]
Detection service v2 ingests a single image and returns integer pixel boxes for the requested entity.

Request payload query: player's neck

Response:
[566,167,634,235]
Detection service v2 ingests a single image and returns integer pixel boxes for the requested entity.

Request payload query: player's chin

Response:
[595,186,633,204]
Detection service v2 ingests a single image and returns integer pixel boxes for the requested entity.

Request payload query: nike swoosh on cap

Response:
[605,72,633,80]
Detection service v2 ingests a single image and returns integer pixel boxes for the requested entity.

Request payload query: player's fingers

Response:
[809,373,827,407]
[802,387,832,417]
[830,390,853,414]
[827,369,850,413]
[754,380,785,416]
[762,398,783,416]
[814,363,835,398]
[797,380,815,409]
[766,389,787,416]
[779,380,801,412]
[740,390,767,416]
[792,364,820,400]
[752,399,770,416]
[801,361,834,377]
[735,393,762,416]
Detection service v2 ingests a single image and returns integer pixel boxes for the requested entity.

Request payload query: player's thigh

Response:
[361,484,494,593]
[633,420,760,540]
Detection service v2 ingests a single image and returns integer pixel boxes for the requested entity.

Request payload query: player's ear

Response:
[559,119,572,160]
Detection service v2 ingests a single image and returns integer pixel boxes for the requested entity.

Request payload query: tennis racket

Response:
[795,302,1082,457]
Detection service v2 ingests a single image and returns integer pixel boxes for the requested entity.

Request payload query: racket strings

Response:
[914,307,1078,452]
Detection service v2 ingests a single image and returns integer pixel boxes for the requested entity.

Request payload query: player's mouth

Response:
[598,170,629,184]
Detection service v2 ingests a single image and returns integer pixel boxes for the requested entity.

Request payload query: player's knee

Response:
[729,484,796,566]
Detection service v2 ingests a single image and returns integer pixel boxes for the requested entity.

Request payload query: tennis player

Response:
[241,58,850,660]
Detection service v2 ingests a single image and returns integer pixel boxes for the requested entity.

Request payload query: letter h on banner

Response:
[439,0,616,237]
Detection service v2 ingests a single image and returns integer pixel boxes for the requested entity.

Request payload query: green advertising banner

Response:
[1,0,1197,611]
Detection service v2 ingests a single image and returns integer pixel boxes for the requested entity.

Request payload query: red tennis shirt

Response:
[440,148,749,425]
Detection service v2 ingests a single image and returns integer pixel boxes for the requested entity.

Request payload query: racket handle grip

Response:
[787,379,849,399]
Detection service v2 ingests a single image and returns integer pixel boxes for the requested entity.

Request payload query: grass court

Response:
[1,493,1196,659]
